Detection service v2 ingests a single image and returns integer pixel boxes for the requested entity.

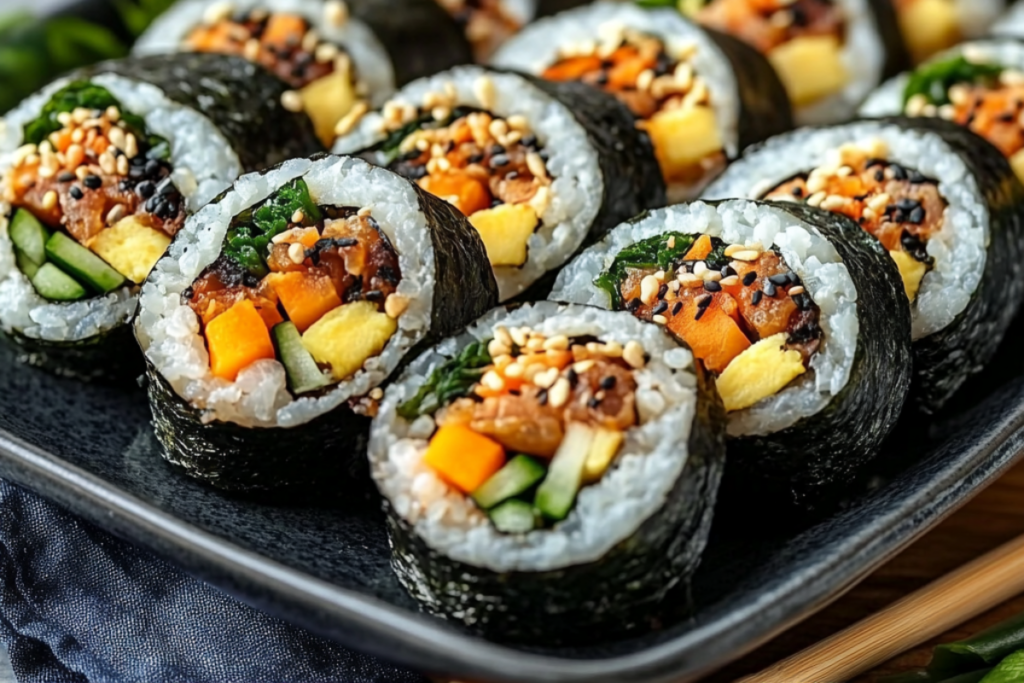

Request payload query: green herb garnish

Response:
[23,81,171,160]
[375,106,480,166]
[903,55,1004,108]
[594,232,698,308]
[398,340,492,420]
[224,178,323,277]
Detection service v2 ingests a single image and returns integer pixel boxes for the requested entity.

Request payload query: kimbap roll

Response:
[0,54,319,382]
[861,39,1024,185]
[135,0,472,145]
[705,120,1024,412]
[492,2,792,201]
[551,200,912,499]
[669,0,907,124]
[370,300,725,640]
[136,155,498,491]
[333,65,666,301]
[892,0,1004,63]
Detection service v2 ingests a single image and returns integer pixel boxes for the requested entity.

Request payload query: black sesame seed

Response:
[489,144,506,156]
[334,237,358,248]
[795,294,812,311]
[365,289,384,302]
[588,396,603,409]
[600,376,617,390]
[537,388,549,406]
[467,153,484,164]
[489,154,510,168]
[874,170,885,182]
[791,186,804,198]
[721,265,736,277]
[243,273,260,288]
[908,206,925,224]
[704,280,722,292]
[697,294,713,309]
[999,112,1015,123]
[742,271,757,287]
[304,248,320,265]
[751,290,763,306]
[594,72,609,86]
[769,274,790,286]
[82,174,100,189]
[657,283,668,299]
[567,368,579,388]
[182,286,194,300]
[865,158,885,168]
[695,307,707,321]
[627,297,642,312]
[69,186,83,200]
[787,272,801,285]
[672,301,683,316]
[652,301,669,315]
[521,135,538,149]
[763,280,777,297]
[896,197,920,211]
[891,164,907,180]
[136,181,155,199]
[57,171,75,183]
[145,159,160,176]
[909,170,927,184]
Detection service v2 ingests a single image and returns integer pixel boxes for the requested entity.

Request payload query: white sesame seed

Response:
[481,371,505,392]
[509,327,528,347]
[302,30,320,54]
[820,195,847,211]
[324,0,348,27]
[543,335,569,351]
[385,293,409,319]
[640,275,660,305]
[281,90,304,113]
[495,326,513,348]
[116,155,129,176]
[806,192,827,208]
[334,100,369,138]
[202,1,234,25]
[41,191,58,211]
[124,133,138,159]
[291,209,305,224]
[487,339,510,358]
[57,112,73,126]
[534,367,559,389]
[623,341,646,369]
[723,244,746,258]
[99,152,116,175]
[243,38,261,61]
[720,275,739,287]
[106,204,126,225]
[474,76,496,110]
[652,315,668,325]
[731,250,761,262]
[526,152,548,180]
[288,242,306,264]
[789,286,806,296]
[548,378,571,408]
[693,262,708,277]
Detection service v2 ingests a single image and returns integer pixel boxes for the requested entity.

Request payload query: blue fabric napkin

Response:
[0,479,430,683]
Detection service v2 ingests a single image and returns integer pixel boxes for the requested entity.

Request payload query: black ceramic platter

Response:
[4,2,1024,681]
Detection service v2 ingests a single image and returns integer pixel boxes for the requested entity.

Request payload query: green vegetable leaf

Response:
[223,178,322,277]
[593,231,698,308]
[903,55,1004,108]
[398,340,493,420]
[979,650,1024,683]
[929,611,1024,679]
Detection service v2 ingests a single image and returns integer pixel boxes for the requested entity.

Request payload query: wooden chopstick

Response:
[739,533,1024,683]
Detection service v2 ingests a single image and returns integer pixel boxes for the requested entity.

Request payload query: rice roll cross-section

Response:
[135,0,473,146]
[551,200,913,500]
[861,39,1024,187]
[670,0,907,125]
[136,155,498,491]
[892,0,1004,64]
[432,0,589,61]
[371,300,726,641]
[705,120,1024,412]
[0,54,318,382]
[492,2,792,201]
[334,65,666,301]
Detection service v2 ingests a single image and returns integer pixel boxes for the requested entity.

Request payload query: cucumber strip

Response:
[9,209,49,265]
[272,321,331,394]
[15,249,40,279]
[472,455,546,510]
[31,263,87,301]
[45,232,125,294]
[488,499,536,534]
[534,423,596,521]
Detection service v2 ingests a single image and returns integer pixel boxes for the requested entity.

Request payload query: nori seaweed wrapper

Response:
[703,27,794,151]
[78,53,323,173]
[867,0,912,82]
[387,365,726,643]
[142,161,499,493]
[726,201,913,504]
[4,325,142,386]
[875,117,1024,413]
[349,0,473,86]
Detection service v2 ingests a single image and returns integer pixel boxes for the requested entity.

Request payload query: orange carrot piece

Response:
[266,270,342,332]
[54,129,73,153]
[542,56,603,82]
[683,234,713,261]
[187,22,240,51]
[206,299,277,381]
[418,172,492,216]
[261,14,307,48]
[423,424,507,494]
[668,295,751,373]
[608,52,654,89]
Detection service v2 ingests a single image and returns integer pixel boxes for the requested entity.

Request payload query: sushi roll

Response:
[333,65,666,301]
[671,0,907,125]
[995,2,1024,39]
[893,0,1005,63]
[861,39,1024,186]
[705,120,1024,412]
[492,2,793,202]
[551,200,912,499]
[136,155,498,491]
[0,54,320,382]
[134,0,473,145]
[370,300,725,641]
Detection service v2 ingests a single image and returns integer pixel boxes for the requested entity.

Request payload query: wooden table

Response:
[702,459,1024,682]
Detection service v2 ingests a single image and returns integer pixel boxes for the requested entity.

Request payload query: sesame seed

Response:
[731,250,760,262]
[69,186,83,200]
[83,174,101,189]
[789,286,806,296]
[474,76,496,110]
[287,242,305,264]
[763,281,777,297]
[548,378,571,408]
[653,314,668,325]
[281,90,304,113]
[623,341,645,369]
[105,204,126,225]
[742,271,757,286]
[42,191,58,210]
[324,0,348,27]
[116,155,129,176]
[751,290,763,306]
[385,294,409,319]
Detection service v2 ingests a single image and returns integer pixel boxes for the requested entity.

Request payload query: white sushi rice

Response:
[0,74,241,343]
[490,2,741,161]
[550,201,859,438]
[960,0,1007,38]
[133,0,395,108]
[861,39,1024,119]
[704,123,988,343]
[795,0,885,125]
[369,301,701,573]
[137,155,435,429]
[334,65,602,302]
